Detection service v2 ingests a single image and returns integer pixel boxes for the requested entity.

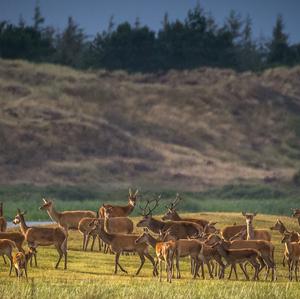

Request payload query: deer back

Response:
[221,224,246,240]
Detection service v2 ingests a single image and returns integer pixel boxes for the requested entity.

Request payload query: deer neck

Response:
[122,202,134,215]
[279,223,287,235]
[285,241,293,255]
[47,204,61,224]
[172,211,181,221]
[147,217,166,233]
[246,221,254,240]
[98,227,114,244]
[297,217,300,227]
[19,215,29,235]
[216,244,229,260]
[146,234,159,249]
[104,216,110,233]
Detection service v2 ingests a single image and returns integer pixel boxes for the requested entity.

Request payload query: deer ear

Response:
[253,212,257,216]
[134,189,139,196]
[23,211,27,215]
[242,211,246,216]
[129,188,132,196]
[42,198,48,203]
[17,208,21,214]
[209,222,217,226]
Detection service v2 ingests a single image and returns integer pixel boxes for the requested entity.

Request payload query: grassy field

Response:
[1,212,300,299]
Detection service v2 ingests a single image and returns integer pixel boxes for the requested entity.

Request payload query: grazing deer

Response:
[99,189,138,218]
[291,208,300,226]
[205,234,276,281]
[13,248,36,280]
[13,209,38,266]
[270,219,299,266]
[210,238,261,280]
[281,232,300,281]
[40,198,96,234]
[242,212,271,241]
[0,239,16,275]
[91,219,157,276]
[0,202,7,232]
[135,231,175,282]
[13,210,67,269]
[137,196,203,240]
[162,194,209,228]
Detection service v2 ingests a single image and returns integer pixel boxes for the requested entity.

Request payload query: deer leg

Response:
[135,252,145,276]
[98,236,101,251]
[85,235,91,251]
[8,255,13,276]
[2,255,7,264]
[232,264,238,280]
[206,261,214,279]
[282,255,285,267]
[34,252,37,267]
[159,259,163,282]
[55,245,63,269]
[144,252,157,277]
[115,252,127,274]
[82,234,86,251]
[295,261,298,282]
[176,254,180,279]
[91,235,96,252]
[239,263,249,280]
[24,266,28,281]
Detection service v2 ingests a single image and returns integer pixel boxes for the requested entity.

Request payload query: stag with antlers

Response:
[162,194,209,229]
[137,196,203,240]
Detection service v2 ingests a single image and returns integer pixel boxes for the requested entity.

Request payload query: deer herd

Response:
[0,189,300,282]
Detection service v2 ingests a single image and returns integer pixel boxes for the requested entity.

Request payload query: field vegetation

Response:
[1,212,300,298]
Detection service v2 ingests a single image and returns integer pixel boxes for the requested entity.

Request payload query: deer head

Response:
[204,233,222,246]
[270,219,284,231]
[162,193,182,221]
[291,208,300,218]
[39,198,53,211]
[242,211,257,225]
[13,209,27,225]
[128,188,138,207]
[136,195,161,227]
[281,232,293,244]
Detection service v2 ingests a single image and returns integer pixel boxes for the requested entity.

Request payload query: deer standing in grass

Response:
[205,234,276,281]
[13,209,68,269]
[137,196,203,240]
[0,202,7,232]
[91,215,157,276]
[209,237,261,280]
[292,208,300,227]
[40,198,96,235]
[135,231,175,282]
[281,232,300,281]
[13,248,36,280]
[162,194,209,229]
[0,239,16,275]
[270,219,299,266]
[242,212,271,241]
[99,189,138,218]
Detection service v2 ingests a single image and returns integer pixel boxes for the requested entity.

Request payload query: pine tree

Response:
[33,1,45,30]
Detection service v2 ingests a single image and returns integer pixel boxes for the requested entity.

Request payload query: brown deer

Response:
[281,232,300,281]
[91,219,157,276]
[12,209,38,267]
[162,194,209,228]
[135,231,175,282]
[40,198,96,234]
[0,232,25,253]
[205,234,276,281]
[270,219,299,266]
[209,238,261,280]
[0,202,7,232]
[137,196,203,240]
[221,224,247,241]
[79,214,133,252]
[98,189,138,218]
[13,210,67,269]
[242,212,271,241]
[13,248,36,280]
[0,239,16,275]
[291,208,300,226]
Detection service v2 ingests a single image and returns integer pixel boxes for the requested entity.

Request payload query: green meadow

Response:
[1,212,300,299]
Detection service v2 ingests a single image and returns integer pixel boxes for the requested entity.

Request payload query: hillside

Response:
[0,59,300,190]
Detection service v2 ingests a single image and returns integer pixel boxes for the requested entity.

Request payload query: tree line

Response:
[0,3,299,72]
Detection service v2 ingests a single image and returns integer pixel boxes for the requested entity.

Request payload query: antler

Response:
[139,195,161,216]
[166,193,182,210]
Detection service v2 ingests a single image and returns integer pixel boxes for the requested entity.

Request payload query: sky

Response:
[0,0,300,43]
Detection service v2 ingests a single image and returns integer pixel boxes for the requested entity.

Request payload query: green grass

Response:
[1,184,300,220]
[1,212,300,298]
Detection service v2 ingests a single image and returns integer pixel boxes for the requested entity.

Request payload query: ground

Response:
[1,212,300,299]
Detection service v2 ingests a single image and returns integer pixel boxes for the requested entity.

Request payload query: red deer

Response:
[0,202,7,232]
[99,189,138,218]
[0,239,16,275]
[13,248,36,280]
